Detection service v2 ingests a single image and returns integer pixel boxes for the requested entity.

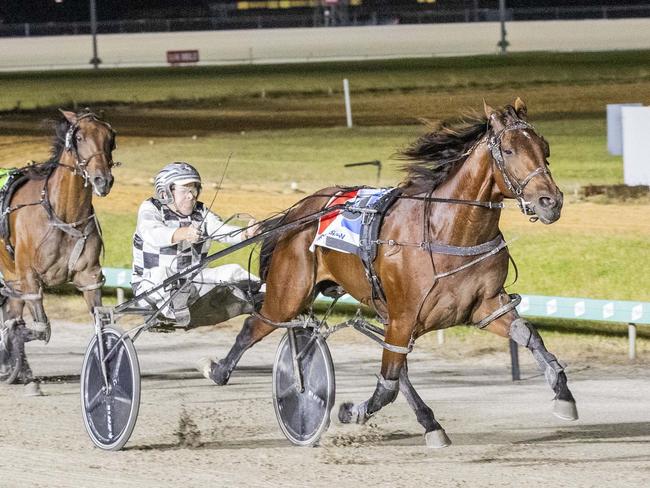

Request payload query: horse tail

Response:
[258,188,341,281]
[258,215,286,282]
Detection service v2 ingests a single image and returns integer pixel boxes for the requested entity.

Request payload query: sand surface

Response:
[1,318,649,487]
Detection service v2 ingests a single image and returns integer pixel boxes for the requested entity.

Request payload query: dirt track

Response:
[1,319,649,488]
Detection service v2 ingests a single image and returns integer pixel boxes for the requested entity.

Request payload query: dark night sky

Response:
[1,1,648,24]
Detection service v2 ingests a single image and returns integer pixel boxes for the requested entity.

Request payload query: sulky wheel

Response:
[80,326,140,451]
[0,325,24,384]
[272,327,335,446]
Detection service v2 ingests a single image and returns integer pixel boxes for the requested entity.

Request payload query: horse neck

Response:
[48,152,93,222]
[429,141,502,246]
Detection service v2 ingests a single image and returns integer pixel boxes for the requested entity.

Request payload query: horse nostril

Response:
[538,196,556,209]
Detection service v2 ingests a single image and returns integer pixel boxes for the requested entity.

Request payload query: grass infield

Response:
[0,51,648,304]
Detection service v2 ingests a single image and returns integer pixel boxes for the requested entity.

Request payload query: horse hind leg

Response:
[508,317,578,420]
[200,237,317,386]
[1,314,33,385]
[398,360,451,448]
[338,356,452,448]
[200,314,277,385]
[338,323,412,432]
[338,372,400,425]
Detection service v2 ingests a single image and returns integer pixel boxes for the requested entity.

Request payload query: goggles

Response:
[173,184,200,198]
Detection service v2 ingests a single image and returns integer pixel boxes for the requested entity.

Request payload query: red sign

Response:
[166,50,200,65]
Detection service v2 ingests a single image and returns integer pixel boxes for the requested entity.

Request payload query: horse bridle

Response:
[62,112,120,188]
[487,120,551,216]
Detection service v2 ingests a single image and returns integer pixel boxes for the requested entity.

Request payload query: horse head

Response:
[60,109,117,197]
[484,98,563,224]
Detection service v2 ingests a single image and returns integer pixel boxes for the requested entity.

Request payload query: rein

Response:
[397,193,504,209]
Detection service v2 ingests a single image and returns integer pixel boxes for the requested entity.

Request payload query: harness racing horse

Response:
[0,110,117,384]
[208,98,578,446]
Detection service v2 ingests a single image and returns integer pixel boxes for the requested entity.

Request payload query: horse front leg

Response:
[73,268,103,314]
[11,273,51,344]
[475,293,578,421]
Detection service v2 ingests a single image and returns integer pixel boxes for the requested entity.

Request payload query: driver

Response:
[131,161,260,326]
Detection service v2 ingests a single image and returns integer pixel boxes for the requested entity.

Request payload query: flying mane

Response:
[398,111,493,192]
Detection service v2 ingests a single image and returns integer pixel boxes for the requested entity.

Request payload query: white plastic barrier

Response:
[607,103,642,156]
[622,106,650,186]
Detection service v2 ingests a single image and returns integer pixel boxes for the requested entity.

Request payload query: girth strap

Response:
[423,234,505,256]
[355,188,402,323]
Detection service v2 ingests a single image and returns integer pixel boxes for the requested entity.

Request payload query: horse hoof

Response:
[424,429,452,448]
[553,399,578,421]
[338,402,355,424]
[338,401,369,424]
[24,381,43,397]
[212,359,232,386]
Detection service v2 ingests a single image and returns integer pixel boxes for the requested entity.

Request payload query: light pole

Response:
[89,0,101,68]
[498,0,509,55]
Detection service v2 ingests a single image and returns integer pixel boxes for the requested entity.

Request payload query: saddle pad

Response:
[310,188,394,255]
[0,168,14,191]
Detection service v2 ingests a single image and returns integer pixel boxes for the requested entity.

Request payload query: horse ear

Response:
[483,100,505,131]
[59,109,77,125]
[483,99,494,118]
[514,97,528,120]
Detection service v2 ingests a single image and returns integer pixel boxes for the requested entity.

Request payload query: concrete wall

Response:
[1,19,649,71]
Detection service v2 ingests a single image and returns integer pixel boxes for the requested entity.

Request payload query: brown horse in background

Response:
[205,99,577,446]
[0,110,117,384]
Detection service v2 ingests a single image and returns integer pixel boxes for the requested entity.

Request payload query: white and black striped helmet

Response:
[154,162,202,204]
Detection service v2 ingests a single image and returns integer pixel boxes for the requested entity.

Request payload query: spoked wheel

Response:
[272,327,335,446]
[0,325,24,384]
[80,326,140,451]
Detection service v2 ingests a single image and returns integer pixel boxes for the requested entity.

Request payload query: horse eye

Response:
[503,149,513,155]
[76,134,83,142]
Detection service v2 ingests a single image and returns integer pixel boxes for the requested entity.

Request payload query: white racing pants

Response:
[134,264,260,317]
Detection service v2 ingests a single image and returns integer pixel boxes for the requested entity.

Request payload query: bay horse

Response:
[0,110,117,384]
[204,98,578,446]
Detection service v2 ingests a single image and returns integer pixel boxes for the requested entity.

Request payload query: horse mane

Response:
[398,110,492,192]
[24,109,99,178]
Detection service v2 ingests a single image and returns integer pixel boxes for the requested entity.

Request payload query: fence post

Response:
[437,329,444,345]
[628,323,637,360]
[343,78,353,128]
[116,287,125,305]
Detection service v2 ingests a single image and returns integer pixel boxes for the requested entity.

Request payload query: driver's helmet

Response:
[153,162,202,204]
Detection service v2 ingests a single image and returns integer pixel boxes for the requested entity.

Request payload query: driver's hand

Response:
[242,219,260,240]
[172,226,201,244]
